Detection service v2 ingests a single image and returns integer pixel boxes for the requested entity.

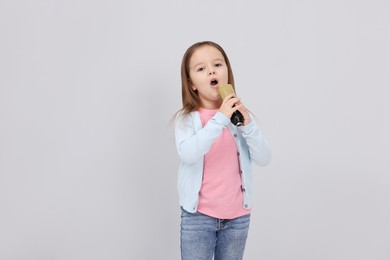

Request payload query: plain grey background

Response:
[1,0,389,259]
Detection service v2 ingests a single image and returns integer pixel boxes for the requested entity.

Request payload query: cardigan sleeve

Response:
[239,119,271,166]
[175,111,230,165]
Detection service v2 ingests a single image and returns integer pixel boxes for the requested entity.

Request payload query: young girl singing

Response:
[175,41,271,260]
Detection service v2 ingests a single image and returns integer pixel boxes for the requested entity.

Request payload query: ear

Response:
[189,80,196,91]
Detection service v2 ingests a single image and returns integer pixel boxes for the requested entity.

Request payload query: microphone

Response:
[218,84,244,126]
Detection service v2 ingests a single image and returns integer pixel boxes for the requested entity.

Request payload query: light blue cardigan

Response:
[175,111,271,213]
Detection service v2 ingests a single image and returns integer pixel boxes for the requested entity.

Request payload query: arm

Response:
[234,99,271,166]
[175,112,230,164]
[239,118,272,166]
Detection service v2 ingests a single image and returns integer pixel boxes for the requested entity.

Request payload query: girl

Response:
[175,41,271,260]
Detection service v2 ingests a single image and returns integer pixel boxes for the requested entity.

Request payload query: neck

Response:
[200,100,222,110]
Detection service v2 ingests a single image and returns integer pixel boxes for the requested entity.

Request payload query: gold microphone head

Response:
[218,84,235,100]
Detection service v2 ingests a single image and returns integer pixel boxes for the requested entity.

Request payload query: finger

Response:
[222,93,236,103]
[238,106,250,116]
[230,97,240,104]
[235,100,243,106]
[237,104,247,112]
[233,103,244,111]
[226,97,240,107]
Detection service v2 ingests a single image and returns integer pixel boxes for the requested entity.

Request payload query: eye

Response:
[197,67,205,72]
[215,63,223,67]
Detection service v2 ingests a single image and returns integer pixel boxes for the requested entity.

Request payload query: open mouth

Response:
[210,79,218,86]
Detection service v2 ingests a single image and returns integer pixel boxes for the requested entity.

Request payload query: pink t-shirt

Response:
[197,108,250,219]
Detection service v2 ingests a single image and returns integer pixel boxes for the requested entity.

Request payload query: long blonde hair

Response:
[177,41,236,118]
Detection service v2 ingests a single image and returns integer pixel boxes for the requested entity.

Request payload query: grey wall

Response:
[1,0,389,259]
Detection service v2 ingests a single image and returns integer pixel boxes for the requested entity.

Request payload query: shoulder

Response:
[176,110,198,123]
[175,110,200,130]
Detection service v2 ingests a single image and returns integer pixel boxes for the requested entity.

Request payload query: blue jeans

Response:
[180,208,250,260]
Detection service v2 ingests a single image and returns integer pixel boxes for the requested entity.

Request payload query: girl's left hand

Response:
[236,100,251,126]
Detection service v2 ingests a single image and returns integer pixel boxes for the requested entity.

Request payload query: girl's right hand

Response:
[219,93,242,119]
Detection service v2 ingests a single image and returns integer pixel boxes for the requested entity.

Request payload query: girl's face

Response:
[188,45,229,109]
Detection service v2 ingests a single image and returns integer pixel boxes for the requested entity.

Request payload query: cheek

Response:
[221,68,228,77]
[223,71,229,81]
[189,74,201,85]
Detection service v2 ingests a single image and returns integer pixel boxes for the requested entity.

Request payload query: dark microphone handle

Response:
[231,110,244,126]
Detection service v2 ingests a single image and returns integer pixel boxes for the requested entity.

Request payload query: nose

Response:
[208,70,215,75]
